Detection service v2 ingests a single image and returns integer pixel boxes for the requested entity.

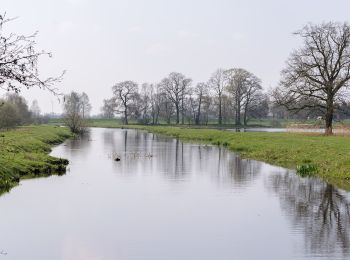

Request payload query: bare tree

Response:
[0,14,63,94]
[160,92,174,124]
[139,83,152,124]
[112,81,138,125]
[80,92,92,119]
[242,74,263,125]
[103,70,271,126]
[101,98,115,119]
[274,22,350,135]
[225,68,250,126]
[244,93,269,125]
[202,95,213,125]
[181,76,192,125]
[63,92,86,134]
[209,69,226,125]
[193,82,208,125]
[150,84,162,124]
[160,72,191,124]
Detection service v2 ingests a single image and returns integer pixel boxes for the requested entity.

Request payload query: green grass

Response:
[0,125,71,194]
[83,118,330,129]
[84,118,284,129]
[94,123,350,191]
[85,118,124,128]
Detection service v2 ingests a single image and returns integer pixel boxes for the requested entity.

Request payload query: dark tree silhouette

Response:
[112,81,138,125]
[160,72,191,124]
[274,22,350,135]
[268,172,350,257]
[209,69,226,125]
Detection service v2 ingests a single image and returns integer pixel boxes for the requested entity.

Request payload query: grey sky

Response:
[2,0,350,114]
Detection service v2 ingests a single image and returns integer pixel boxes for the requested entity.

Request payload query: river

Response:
[0,128,349,260]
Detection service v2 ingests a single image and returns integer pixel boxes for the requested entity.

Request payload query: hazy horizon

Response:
[2,0,350,114]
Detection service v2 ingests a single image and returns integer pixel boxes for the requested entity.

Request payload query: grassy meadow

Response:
[0,125,71,193]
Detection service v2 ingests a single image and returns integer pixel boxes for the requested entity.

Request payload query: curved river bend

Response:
[0,128,349,260]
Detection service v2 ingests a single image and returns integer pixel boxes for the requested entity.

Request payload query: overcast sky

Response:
[2,0,350,114]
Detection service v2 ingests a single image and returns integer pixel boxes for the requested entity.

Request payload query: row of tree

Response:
[101,22,350,135]
[2,11,350,135]
[0,91,94,133]
[102,69,269,126]
[0,94,44,129]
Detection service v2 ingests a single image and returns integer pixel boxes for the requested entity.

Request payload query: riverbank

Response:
[83,118,291,129]
[83,118,350,129]
[90,123,350,190]
[0,125,71,193]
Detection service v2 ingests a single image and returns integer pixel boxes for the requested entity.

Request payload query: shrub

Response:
[0,102,20,129]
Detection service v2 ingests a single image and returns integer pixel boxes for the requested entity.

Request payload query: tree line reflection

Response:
[102,128,350,258]
[102,129,262,186]
[267,170,350,257]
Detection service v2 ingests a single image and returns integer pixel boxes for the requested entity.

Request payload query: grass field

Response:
[84,118,292,129]
[84,118,350,129]
[0,125,71,193]
[86,119,350,191]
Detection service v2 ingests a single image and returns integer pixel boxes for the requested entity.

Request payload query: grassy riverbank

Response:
[0,125,71,193]
[88,120,350,190]
[83,118,350,129]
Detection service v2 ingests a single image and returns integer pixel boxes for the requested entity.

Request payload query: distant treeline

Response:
[101,69,270,126]
[0,94,48,129]
[100,69,350,126]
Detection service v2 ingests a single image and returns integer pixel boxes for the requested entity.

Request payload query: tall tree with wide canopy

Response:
[160,72,191,124]
[209,69,226,125]
[112,81,138,125]
[63,92,86,134]
[225,68,261,126]
[274,22,350,135]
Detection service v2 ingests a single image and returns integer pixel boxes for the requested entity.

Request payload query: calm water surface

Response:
[0,128,349,260]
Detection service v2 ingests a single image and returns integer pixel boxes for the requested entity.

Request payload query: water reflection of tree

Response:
[65,130,92,155]
[211,146,261,188]
[229,156,260,187]
[101,128,261,187]
[102,129,117,150]
[268,171,350,257]
[159,138,187,180]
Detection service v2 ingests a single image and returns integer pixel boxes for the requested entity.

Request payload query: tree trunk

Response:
[152,111,155,124]
[235,106,241,126]
[235,89,241,126]
[124,108,128,125]
[155,108,159,124]
[243,103,248,126]
[325,95,334,135]
[181,97,185,125]
[176,104,180,124]
[195,96,202,125]
[218,95,222,125]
